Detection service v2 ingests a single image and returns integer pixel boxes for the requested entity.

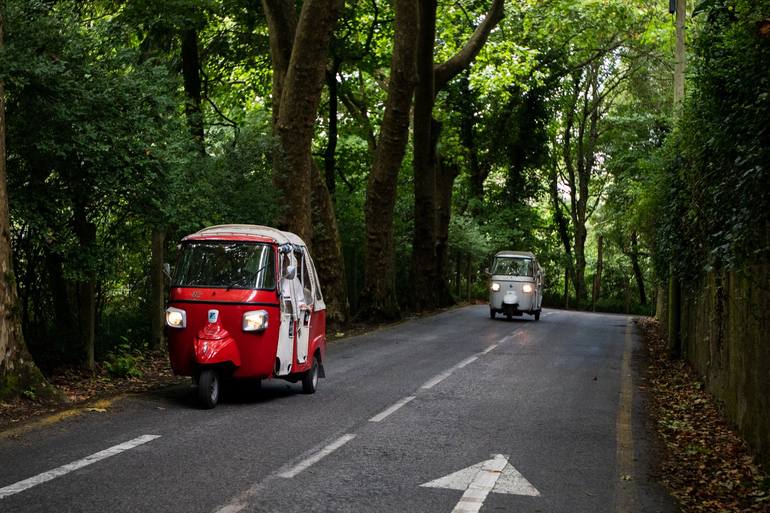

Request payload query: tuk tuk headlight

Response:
[165,307,187,328]
[490,283,501,292]
[243,310,269,332]
[522,284,533,293]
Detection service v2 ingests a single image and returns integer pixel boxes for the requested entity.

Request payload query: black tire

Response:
[301,358,319,394]
[534,310,541,321]
[506,312,513,321]
[490,308,496,319]
[197,369,220,409]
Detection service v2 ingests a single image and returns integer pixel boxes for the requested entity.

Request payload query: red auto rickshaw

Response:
[165,225,326,408]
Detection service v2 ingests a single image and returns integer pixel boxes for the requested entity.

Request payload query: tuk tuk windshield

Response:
[491,257,534,277]
[173,242,276,290]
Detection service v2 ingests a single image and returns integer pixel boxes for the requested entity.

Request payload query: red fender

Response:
[194,323,241,367]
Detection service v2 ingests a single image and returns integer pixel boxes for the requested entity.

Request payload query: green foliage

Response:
[654,0,770,282]
[104,343,144,379]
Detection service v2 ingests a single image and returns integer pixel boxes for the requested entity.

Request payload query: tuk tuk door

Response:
[276,247,317,375]
[294,248,317,365]
[276,250,300,376]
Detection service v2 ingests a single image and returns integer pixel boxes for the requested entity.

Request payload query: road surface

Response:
[0,306,677,513]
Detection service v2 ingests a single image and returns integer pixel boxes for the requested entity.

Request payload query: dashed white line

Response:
[369,396,416,422]
[480,344,498,355]
[456,356,479,369]
[421,369,455,389]
[0,434,161,499]
[277,434,356,478]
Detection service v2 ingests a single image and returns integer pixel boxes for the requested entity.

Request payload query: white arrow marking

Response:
[421,454,540,513]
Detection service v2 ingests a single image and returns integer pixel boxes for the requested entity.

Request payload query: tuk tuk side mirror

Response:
[163,263,172,280]
[285,265,297,281]
[484,267,490,276]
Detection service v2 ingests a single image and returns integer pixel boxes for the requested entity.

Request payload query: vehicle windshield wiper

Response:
[226,263,270,291]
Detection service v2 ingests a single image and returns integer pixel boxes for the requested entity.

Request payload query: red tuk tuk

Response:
[166,225,326,408]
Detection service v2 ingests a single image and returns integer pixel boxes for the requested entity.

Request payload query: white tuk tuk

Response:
[488,251,543,321]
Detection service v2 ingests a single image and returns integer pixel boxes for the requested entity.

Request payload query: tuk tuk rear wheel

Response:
[534,310,541,321]
[198,369,220,409]
[489,308,496,319]
[301,358,318,394]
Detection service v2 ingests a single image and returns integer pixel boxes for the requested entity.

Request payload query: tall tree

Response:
[262,0,349,323]
[411,0,504,310]
[357,0,419,321]
[0,1,51,400]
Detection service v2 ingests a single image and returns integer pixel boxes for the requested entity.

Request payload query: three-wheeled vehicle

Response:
[165,225,327,408]
[488,250,544,321]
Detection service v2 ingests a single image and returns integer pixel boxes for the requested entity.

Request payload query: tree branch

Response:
[433,0,505,92]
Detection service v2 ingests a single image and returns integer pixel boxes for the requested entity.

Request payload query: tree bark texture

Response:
[271,0,342,245]
[150,229,166,350]
[591,235,603,311]
[0,8,52,400]
[410,0,439,311]
[181,27,205,154]
[358,0,419,321]
[310,161,349,324]
[262,0,348,321]
[324,58,341,199]
[73,204,96,371]
[434,156,459,306]
[561,69,602,309]
[629,231,647,305]
[411,0,504,310]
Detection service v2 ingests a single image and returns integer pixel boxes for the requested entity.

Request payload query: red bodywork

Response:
[166,234,326,380]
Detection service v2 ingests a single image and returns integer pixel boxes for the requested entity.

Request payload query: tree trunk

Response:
[150,229,166,350]
[324,58,341,199]
[434,155,458,307]
[269,0,342,244]
[262,0,346,319]
[310,162,349,324]
[411,0,504,311]
[410,0,438,311]
[358,0,419,321]
[564,268,570,308]
[591,235,603,311]
[574,225,587,308]
[73,205,97,371]
[629,231,647,305]
[0,8,53,400]
[181,27,205,154]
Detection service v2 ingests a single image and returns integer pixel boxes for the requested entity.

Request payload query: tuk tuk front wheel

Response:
[197,369,220,409]
[301,358,319,394]
[489,308,496,319]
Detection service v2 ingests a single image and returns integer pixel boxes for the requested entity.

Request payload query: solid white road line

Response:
[0,434,161,499]
[277,434,356,479]
[369,396,416,422]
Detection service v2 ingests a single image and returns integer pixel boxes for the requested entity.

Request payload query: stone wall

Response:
[680,266,770,467]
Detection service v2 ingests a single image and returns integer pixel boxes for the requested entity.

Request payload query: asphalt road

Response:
[0,306,678,513]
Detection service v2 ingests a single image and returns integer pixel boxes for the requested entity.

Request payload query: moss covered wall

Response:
[681,265,770,468]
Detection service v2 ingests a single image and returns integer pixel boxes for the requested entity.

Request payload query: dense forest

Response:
[0,0,767,399]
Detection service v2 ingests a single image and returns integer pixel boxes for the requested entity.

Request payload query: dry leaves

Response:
[638,318,770,513]
[0,351,185,431]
